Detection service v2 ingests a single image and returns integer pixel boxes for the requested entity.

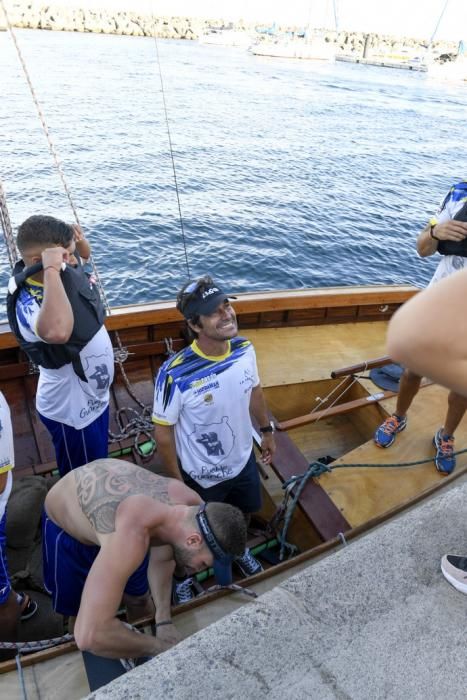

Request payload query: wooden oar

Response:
[330,355,391,378]
[276,389,397,431]
[277,379,432,432]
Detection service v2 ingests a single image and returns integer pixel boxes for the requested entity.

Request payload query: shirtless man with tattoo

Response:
[43,458,247,659]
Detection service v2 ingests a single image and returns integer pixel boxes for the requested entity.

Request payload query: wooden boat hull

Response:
[5,283,467,696]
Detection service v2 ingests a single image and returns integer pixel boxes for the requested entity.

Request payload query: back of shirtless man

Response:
[43,458,246,659]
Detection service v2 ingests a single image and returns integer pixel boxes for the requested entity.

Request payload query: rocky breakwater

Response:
[3,3,206,38]
[1,3,459,58]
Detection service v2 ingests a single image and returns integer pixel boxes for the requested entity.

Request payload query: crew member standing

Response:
[153,275,276,603]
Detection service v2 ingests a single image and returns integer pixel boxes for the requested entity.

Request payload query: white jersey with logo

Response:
[0,392,14,520]
[430,181,467,285]
[15,279,114,429]
[153,338,259,489]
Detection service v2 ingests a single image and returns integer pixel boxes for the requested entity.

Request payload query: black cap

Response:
[179,279,233,320]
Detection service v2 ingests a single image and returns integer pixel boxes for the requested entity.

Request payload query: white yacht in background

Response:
[198,27,252,48]
[250,34,335,61]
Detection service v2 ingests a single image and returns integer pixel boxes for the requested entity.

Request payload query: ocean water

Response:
[1,29,467,309]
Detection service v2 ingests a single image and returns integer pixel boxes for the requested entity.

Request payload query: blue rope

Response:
[277,447,467,560]
[278,462,331,561]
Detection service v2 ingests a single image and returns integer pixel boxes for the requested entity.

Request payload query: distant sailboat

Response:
[424,0,467,81]
[250,0,337,61]
[198,25,252,48]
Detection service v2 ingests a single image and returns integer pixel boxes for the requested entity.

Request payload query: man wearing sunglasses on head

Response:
[153,275,275,604]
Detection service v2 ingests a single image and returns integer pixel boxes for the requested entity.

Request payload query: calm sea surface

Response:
[1,29,467,310]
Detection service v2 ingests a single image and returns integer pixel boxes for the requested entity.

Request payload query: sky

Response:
[62,0,466,41]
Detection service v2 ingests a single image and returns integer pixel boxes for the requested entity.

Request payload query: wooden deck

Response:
[6,296,465,698]
[247,321,467,529]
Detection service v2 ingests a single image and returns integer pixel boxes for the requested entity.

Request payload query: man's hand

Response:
[36,247,73,343]
[260,433,276,464]
[156,621,182,650]
[41,246,69,271]
[433,220,467,242]
[72,224,84,242]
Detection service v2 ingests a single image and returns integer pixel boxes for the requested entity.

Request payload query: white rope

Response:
[1,4,151,416]
[307,367,364,424]
[0,180,18,267]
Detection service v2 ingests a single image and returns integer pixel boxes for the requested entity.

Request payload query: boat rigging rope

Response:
[275,446,467,559]
[300,367,365,426]
[108,405,156,458]
[0,180,18,268]
[276,462,332,561]
[0,1,109,311]
[0,633,74,652]
[1,3,156,451]
[149,13,191,279]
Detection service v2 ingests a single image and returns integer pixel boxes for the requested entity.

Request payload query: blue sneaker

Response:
[234,549,263,577]
[374,414,407,448]
[433,428,456,475]
[172,577,195,605]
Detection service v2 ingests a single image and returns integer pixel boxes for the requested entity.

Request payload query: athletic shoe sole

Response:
[20,597,38,621]
[441,555,467,594]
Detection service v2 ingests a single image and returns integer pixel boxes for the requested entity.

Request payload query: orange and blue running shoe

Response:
[374,414,407,448]
[433,428,456,475]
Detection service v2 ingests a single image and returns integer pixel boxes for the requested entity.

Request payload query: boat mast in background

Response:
[429,0,450,46]
[333,0,339,32]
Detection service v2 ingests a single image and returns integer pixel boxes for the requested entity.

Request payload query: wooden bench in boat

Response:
[253,416,351,542]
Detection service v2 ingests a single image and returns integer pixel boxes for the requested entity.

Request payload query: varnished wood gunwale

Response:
[0,285,418,350]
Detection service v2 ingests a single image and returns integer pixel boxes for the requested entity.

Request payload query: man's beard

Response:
[172,543,195,572]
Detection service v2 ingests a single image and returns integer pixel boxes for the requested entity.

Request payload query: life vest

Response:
[437,196,467,257]
[6,256,106,381]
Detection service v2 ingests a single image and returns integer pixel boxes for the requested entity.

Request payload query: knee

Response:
[402,368,421,385]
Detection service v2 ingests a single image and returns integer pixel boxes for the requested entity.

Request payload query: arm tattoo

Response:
[74,460,171,534]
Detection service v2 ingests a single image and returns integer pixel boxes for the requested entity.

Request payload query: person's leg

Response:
[394,369,423,417]
[444,391,467,436]
[222,451,264,577]
[0,491,19,643]
[374,369,422,447]
[39,407,109,477]
[0,471,19,644]
[433,391,467,475]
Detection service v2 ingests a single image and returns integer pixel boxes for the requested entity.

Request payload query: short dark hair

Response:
[205,502,247,558]
[17,215,74,254]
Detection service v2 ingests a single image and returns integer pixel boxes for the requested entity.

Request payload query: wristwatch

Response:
[429,217,439,241]
[259,421,275,434]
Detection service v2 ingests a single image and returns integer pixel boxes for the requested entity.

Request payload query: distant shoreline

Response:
[0,3,457,57]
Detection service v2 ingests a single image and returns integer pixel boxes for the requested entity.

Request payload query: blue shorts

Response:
[182,449,262,514]
[42,511,149,617]
[0,471,13,605]
[39,407,109,477]
[0,510,10,605]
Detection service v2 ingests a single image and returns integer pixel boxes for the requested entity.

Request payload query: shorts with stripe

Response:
[42,510,149,617]
[0,471,13,604]
[39,406,109,477]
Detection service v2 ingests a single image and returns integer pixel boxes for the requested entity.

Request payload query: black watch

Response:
[259,422,274,434]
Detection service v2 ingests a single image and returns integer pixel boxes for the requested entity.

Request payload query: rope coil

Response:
[108,405,156,458]
[0,633,74,652]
